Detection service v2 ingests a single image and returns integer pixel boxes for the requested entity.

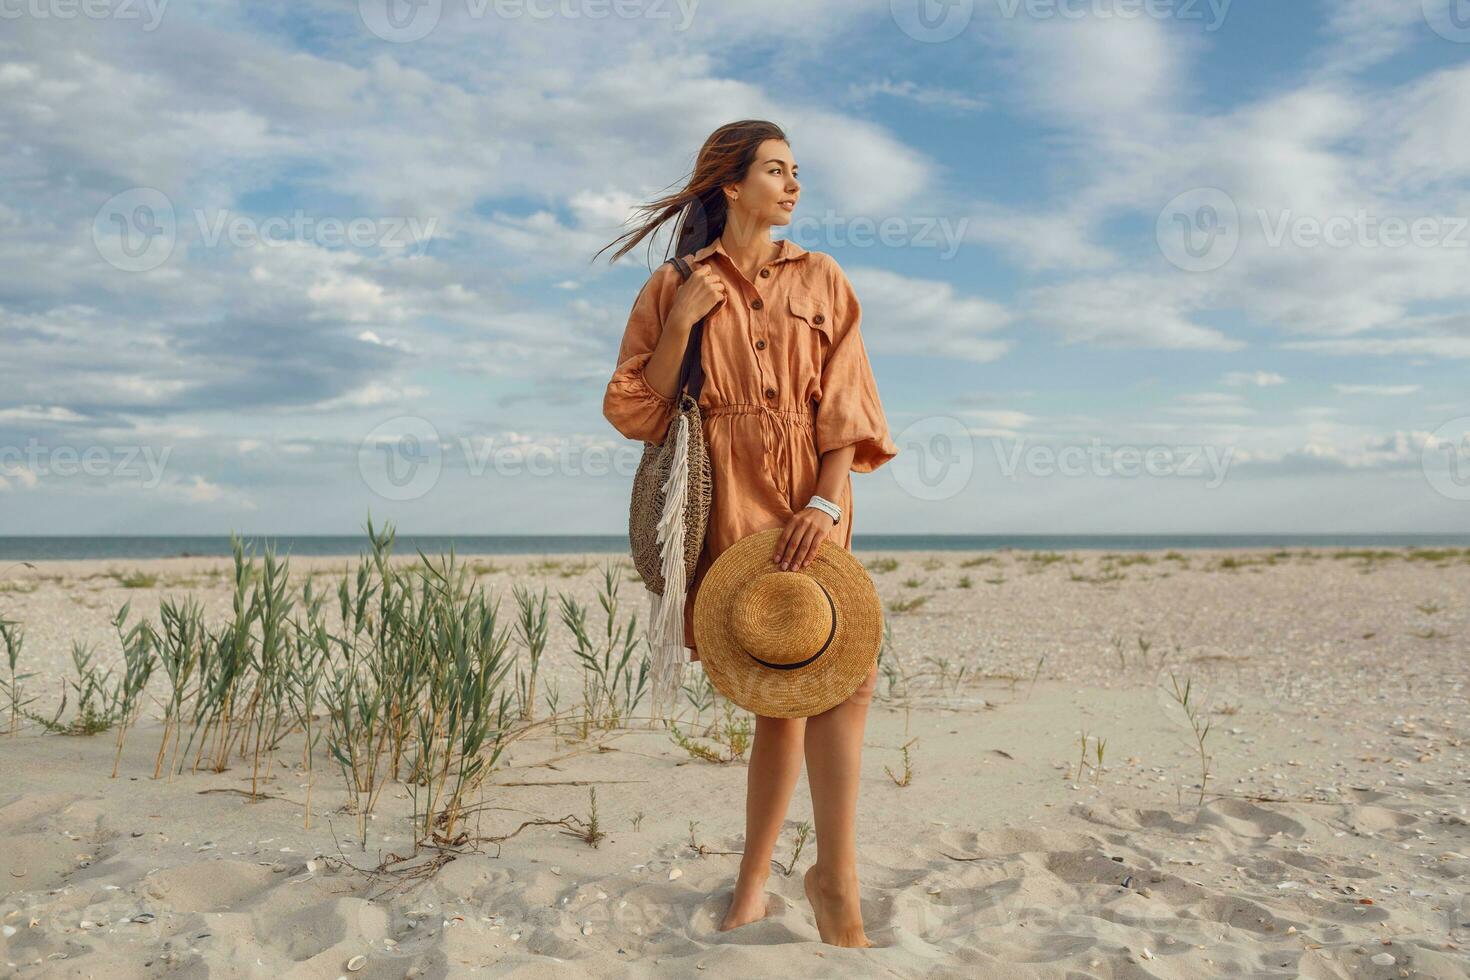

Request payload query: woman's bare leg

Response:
[801,665,878,947]
[719,713,806,930]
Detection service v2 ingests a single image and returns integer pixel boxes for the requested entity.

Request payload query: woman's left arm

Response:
[773,260,898,572]
[772,443,855,571]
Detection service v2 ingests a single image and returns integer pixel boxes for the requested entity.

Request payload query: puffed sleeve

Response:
[814,262,899,473]
[603,266,678,444]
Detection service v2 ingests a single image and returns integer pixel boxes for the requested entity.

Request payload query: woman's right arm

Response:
[640,280,695,403]
[602,263,721,443]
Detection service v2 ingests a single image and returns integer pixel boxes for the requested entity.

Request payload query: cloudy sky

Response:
[2,0,1469,536]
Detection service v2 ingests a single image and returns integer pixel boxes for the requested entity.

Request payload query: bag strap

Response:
[666,255,706,403]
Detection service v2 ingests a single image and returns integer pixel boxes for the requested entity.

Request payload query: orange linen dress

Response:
[602,237,899,661]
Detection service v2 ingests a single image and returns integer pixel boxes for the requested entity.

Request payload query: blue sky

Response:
[2,0,1469,535]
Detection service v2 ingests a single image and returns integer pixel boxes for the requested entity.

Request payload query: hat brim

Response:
[693,527,883,718]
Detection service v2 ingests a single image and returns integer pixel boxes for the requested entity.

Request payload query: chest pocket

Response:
[788,291,832,346]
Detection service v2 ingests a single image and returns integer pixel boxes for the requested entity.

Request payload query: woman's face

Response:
[728,138,800,228]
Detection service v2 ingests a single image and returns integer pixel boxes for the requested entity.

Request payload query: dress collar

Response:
[688,236,808,266]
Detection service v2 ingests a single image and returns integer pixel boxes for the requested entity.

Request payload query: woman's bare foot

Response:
[718,867,770,931]
[803,865,874,948]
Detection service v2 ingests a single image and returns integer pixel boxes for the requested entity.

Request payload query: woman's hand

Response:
[668,263,726,332]
[772,507,837,572]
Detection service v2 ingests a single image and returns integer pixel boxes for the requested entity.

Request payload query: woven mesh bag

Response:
[627,254,712,710]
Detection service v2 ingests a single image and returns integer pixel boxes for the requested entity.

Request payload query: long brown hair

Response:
[594,119,788,268]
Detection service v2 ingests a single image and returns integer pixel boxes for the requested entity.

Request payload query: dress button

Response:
[759,268,770,278]
[812,313,825,325]
[764,387,776,399]
[755,339,766,350]
[751,297,763,310]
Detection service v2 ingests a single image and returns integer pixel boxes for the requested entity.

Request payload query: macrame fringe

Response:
[646,412,690,720]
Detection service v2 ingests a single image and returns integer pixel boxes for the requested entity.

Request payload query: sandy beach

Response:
[1,545,1468,978]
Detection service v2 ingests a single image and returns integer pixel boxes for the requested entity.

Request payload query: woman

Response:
[597,120,899,948]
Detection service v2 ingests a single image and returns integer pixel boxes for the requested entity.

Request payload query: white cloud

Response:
[1333,383,1421,396]
[304,382,430,412]
[1229,429,1434,471]
[0,465,40,491]
[1318,0,1428,76]
[0,405,90,425]
[1222,371,1286,387]
[992,12,1189,139]
[356,330,414,351]
[961,202,1118,272]
[154,474,257,510]
[1025,274,1242,351]
[847,266,1014,363]
[956,409,1038,434]
[959,20,1470,356]
[1281,336,1470,359]
[1165,392,1255,418]
[846,78,986,113]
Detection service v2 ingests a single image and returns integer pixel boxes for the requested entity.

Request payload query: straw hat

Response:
[693,527,883,718]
